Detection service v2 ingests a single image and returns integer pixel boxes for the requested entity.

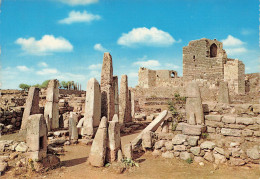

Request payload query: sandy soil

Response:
[2,131,260,179]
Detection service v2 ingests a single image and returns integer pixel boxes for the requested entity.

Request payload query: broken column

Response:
[26,114,47,160]
[185,81,204,125]
[106,114,121,162]
[44,79,59,131]
[113,76,119,117]
[101,53,115,121]
[69,112,78,141]
[119,75,131,123]
[131,91,135,118]
[88,116,108,167]
[218,81,230,104]
[20,87,40,130]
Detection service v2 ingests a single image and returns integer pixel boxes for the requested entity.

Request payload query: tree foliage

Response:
[19,83,31,91]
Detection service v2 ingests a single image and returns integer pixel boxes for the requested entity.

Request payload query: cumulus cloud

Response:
[38,62,48,67]
[133,60,161,68]
[16,65,31,72]
[164,63,181,69]
[15,35,73,55]
[94,43,108,52]
[118,27,178,47]
[88,63,102,70]
[36,68,58,75]
[225,47,248,55]
[57,0,98,6]
[59,10,101,24]
[221,35,244,47]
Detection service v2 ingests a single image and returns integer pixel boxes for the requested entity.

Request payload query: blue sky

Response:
[0,0,259,89]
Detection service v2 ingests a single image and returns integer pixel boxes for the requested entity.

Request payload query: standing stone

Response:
[69,112,78,141]
[131,91,135,118]
[124,143,133,160]
[218,81,230,104]
[113,76,119,117]
[142,131,152,149]
[107,115,121,162]
[101,53,115,121]
[88,117,108,167]
[21,87,40,130]
[161,121,169,133]
[26,114,47,161]
[128,90,132,122]
[119,75,131,123]
[185,81,204,125]
[84,78,101,128]
[44,79,59,131]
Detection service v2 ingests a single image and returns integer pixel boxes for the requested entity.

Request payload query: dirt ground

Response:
[2,131,260,179]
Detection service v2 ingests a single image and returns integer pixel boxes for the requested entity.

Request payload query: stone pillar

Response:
[44,79,59,131]
[218,81,230,104]
[131,91,135,118]
[113,76,119,117]
[106,114,121,162]
[185,81,204,125]
[128,89,132,122]
[124,143,133,160]
[69,112,78,141]
[88,116,108,167]
[101,52,115,121]
[21,87,40,130]
[119,75,131,123]
[85,78,101,128]
[26,114,47,161]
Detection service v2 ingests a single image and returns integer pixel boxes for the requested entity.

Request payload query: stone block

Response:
[187,136,199,146]
[236,117,254,125]
[222,116,236,124]
[205,120,224,128]
[172,134,187,145]
[221,128,241,137]
[174,145,186,151]
[182,123,206,136]
[180,152,192,160]
[200,141,216,150]
[205,115,222,122]
[190,147,200,156]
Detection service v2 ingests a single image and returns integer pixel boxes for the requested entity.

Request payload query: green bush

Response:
[186,158,193,164]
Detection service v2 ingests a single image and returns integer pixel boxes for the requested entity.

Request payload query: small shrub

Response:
[121,158,139,167]
[201,132,209,139]
[186,158,193,164]
[105,163,111,167]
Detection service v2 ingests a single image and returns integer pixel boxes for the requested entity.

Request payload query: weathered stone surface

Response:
[152,149,161,156]
[207,126,216,133]
[131,91,135,118]
[119,75,131,123]
[221,128,241,136]
[252,104,260,113]
[222,116,236,124]
[131,110,168,148]
[84,78,101,128]
[69,113,78,141]
[246,146,260,160]
[174,145,186,151]
[185,81,204,125]
[101,53,115,121]
[15,142,28,152]
[0,162,7,174]
[180,152,192,160]
[242,129,253,137]
[142,131,152,149]
[117,149,123,162]
[44,80,59,131]
[124,143,133,160]
[161,121,169,133]
[236,117,254,125]
[20,87,40,130]
[107,119,121,162]
[205,120,224,128]
[190,147,200,156]
[187,136,199,146]
[165,141,174,151]
[213,153,226,164]
[214,147,225,155]
[200,141,216,150]
[204,152,214,162]
[88,117,108,167]
[26,114,47,160]
[182,123,206,136]
[172,134,187,145]
[154,140,165,149]
[113,76,119,117]
[218,81,230,104]
[230,157,245,166]
[205,115,222,122]
[162,151,174,159]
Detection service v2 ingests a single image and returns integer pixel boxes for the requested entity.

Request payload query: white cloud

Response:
[128,72,138,78]
[59,10,101,24]
[118,27,178,47]
[164,63,180,69]
[16,65,30,72]
[88,63,102,70]
[241,29,254,35]
[133,60,161,68]
[38,62,48,67]
[57,0,98,6]
[15,35,73,55]
[36,68,58,75]
[94,43,108,52]
[221,35,244,47]
[225,47,248,55]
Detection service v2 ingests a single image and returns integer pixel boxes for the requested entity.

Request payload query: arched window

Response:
[210,43,217,57]
[171,72,175,78]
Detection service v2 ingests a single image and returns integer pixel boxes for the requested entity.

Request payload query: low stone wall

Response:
[0,107,23,133]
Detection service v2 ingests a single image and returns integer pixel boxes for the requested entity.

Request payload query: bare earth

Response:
[2,131,260,179]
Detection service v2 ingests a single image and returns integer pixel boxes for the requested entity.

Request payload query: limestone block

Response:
[124,143,133,160]
[172,134,187,145]
[162,151,174,159]
[221,128,241,137]
[242,129,253,137]
[142,131,152,149]
[165,141,174,151]
[119,75,131,123]
[174,145,186,151]
[213,153,226,164]
[88,117,108,167]
[252,104,260,114]
[69,117,78,140]
[204,152,214,162]
[214,147,225,155]
[218,81,230,104]
[230,157,245,166]
[236,117,254,125]
[187,136,199,146]
[190,147,200,156]
[205,115,223,122]
[246,146,260,160]
[182,123,206,136]
[107,120,121,162]
[222,116,236,124]
[205,120,224,128]
[154,140,165,149]
[180,152,192,160]
[200,141,216,150]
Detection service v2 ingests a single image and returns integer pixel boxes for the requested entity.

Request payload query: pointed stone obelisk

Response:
[20,87,40,130]
[44,79,59,131]
[218,81,230,104]
[119,75,131,123]
[88,116,108,167]
[185,81,204,125]
[113,76,119,117]
[101,53,115,121]
[69,112,78,141]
